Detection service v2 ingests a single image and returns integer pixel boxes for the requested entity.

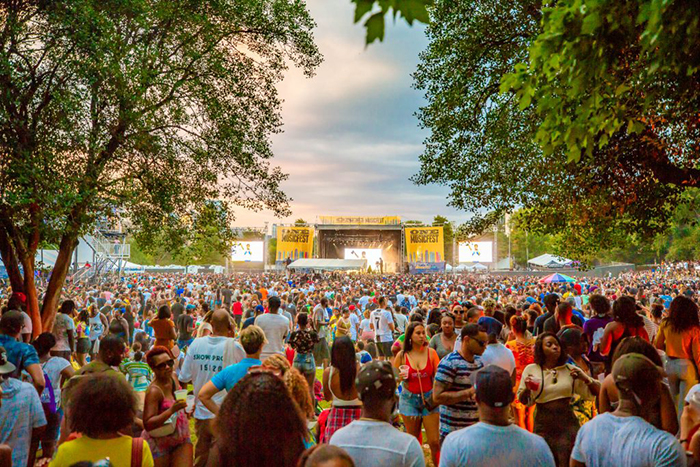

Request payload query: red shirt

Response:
[232,301,243,316]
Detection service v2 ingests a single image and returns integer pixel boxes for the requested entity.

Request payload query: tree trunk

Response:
[20,255,41,337]
[41,234,78,332]
[0,228,25,294]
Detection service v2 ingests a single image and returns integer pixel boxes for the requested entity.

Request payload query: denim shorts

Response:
[293,352,316,374]
[399,385,438,417]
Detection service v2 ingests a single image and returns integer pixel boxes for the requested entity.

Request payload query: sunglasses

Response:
[471,337,487,348]
[155,359,175,370]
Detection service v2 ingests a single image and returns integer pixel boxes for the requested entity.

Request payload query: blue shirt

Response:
[0,334,39,379]
[210,358,262,391]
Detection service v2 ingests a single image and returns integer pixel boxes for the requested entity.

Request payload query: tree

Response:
[294,218,308,226]
[0,0,321,334]
[413,0,683,261]
[350,0,432,44]
[432,215,454,264]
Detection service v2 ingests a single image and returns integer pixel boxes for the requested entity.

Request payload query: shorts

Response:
[313,338,330,363]
[76,337,91,354]
[399,387,438,417]
[233,314,242,326]
[40,408,62,442]
[293,353,316,374]
[377,341,393,358]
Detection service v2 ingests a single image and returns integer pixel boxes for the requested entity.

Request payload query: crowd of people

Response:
[1,265,700,466]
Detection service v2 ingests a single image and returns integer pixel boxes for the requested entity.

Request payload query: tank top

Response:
[404,350,436,394]
[328,367,361,407]
[89,314,104,340]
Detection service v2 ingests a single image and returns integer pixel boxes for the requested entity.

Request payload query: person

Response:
[570,353,686,467]
[517,332,597,467]
[599,336,678,434]
[598,295,649,365]
[254,295,289,360]
[429,312,457,360]
[335,307,351,339]
[582,294,613,372]
[142,346,192,467]
[329,360,425,467]
[176,305,195,350]
[109,306,131,344]
[393,322,441,465]
[432,323,487,443]
[151,305,177,350]
[313,298,331,368]
[121,348,153,409]
[298,445,356,467]
[214,371,309,467]
[31,333,74,461]
[74,308,91,367]
[88,303,109,358]
[370,297,395,360]
[440,365,555,467]
[51,300,76,360]
[543,301,583,334]
[534,294,559,336]
[654,295,700,418]
[288,312,320,403]
[359,310,374,342]
[195,310,213,338]
[179,309,242,467]
[0,311,45,393]
[559,327,601,425]
[322,336,362,443]
[49,373,154,467]
[480,324,516,377]
[198,325,266,414]
[506,315,536,431]
[0,345,47,467]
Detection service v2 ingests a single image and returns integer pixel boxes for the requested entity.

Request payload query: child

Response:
[355,341,372,364]
[120,345,152,411]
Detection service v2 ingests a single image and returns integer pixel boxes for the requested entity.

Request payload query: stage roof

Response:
[288,259,367,270]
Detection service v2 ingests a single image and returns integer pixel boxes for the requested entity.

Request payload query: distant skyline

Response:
[232,0,472,229]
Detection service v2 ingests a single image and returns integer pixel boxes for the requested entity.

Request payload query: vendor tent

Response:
[288,259,367,271]
[527,253,573,268]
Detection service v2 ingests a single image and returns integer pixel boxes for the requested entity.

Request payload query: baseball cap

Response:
[0,347,16,375]
[612,353,665,391]
[475,365,514,408]
[356,361,397,400]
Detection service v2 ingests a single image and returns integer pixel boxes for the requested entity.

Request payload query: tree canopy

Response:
[0,0,321,332]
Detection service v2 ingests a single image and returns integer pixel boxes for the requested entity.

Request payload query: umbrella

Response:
[539,273,576,283]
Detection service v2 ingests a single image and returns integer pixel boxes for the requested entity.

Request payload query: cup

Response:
[175,389,188,401]
[399,365,409,379]
[186,394,195,414]
[525,376,541,392]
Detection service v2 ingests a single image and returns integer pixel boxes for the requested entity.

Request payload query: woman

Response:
[599,336,678,434]
[74,309,91,367]
[150,305,177,350]
[196,310,213,338]
[142,346,192,467]
[429,312,457,360]
[598,295,649,365]
[506,315,536,431]
[559,327,601,425]
[654,295,700,418]
[215,372,308,467]
[517,332,597,466]
[51,300,76,361]
[393,321,441,466]
[359,310,374,342]
[322,336,362,443]
[50,373,154,466]
[288,312,320,404]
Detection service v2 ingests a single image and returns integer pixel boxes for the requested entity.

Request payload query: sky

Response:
[233,0,472,230]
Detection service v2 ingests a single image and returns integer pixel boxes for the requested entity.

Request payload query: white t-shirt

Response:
[179,336,235,420]
[349,313,360,341]
[254,313,290,360]
[571,413,685,467]
[330,420,425,467]
[41,356,71,406]
[52,313,76,352]
[480,343,516,375]
[440,422,555,467]
[20,311,32,337]
[395,313,408,334]
[370,309,393,343]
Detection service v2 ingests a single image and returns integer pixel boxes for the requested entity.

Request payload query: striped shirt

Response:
[121,360,153,392]
[435,351,483,438]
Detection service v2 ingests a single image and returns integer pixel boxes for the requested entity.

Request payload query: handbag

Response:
[407,353,439,412]
[147,381,179,438]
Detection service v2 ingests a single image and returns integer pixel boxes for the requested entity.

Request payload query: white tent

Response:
[289,258,367,271]
[527,253,573,268]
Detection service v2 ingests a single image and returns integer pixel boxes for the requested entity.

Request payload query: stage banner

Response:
[405,226,445,264]
[276,227,314,262]
[409,262,446,274]
[318,216,401,225]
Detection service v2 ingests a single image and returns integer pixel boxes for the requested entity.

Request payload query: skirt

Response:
[322,405,362,443]
[534,400,579,467]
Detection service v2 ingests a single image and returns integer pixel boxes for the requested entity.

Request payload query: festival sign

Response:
[318,216,401,225]
[276,226,314,262]
[405,226,445,264]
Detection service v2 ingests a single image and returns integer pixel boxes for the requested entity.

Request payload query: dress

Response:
[142,398,191,458]
[506,337,535,430]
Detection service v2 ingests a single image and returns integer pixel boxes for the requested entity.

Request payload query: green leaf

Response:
[365,12,385,44]
[615,83,630,96]
[519,92,532,110]
[581,12,602,34]
[353,0,374,23]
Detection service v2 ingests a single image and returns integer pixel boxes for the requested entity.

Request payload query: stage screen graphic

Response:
[231,241,263,262]
[344,248,382,266]
[458,241,493,263]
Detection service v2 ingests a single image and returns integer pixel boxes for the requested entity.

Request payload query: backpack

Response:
[40,369,58,414]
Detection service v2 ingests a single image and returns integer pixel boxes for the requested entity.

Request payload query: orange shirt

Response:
[150,318,175,349]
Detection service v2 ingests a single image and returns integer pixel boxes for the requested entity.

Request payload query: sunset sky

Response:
[233,0,472,229]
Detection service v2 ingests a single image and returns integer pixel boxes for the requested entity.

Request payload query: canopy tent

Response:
[527,253,574,268]
[288,258,367,271]
[539,273,576,283]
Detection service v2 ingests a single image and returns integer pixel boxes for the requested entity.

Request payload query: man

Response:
[571,353,685,466]
[180,309,243,467]
[0,346,46,467]
[440,365,555,466]
[480,330,516,380]
[582,294,613,368]
[394,306,409,335]
[0,311,44,393]
[330,361,425,467]
[534,294,559,336]
[254,296,289,360]
[220,285,233,312]
[369,296,395,360]
[433,323,487,443]
[4,293,32,342]
[88,304,109,358]
[543,301,583,334]
[348,305,361,342]
[312,297,331,368]
[176,304,195,350]
[170,297,185,323]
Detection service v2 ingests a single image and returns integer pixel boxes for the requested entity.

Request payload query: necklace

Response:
[549,368,558,385]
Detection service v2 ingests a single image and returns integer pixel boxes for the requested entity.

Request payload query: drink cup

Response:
[175,389,188,401]
[526,376,541,392]
[186,395,195,414]
[399,365,410,379]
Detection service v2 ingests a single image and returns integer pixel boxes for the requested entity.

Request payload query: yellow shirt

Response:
[50,435,154,467]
